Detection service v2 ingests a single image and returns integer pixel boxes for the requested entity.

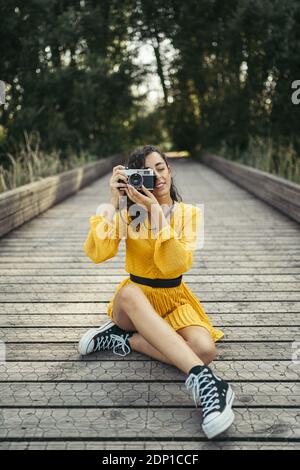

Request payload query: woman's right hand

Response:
[109,165,128,208]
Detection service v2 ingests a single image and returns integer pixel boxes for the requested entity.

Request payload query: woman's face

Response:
[144,152,172,199]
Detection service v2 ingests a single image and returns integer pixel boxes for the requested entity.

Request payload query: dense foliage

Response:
[0,0,299,185]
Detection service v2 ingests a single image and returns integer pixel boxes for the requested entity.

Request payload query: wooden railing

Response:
[201,151,300,224]
[0,153,126,237]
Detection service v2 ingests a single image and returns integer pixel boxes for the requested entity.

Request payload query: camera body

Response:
[121,167,156,190]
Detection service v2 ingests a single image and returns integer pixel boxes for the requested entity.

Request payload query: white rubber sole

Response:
[202,385,235,439]
[78,319,114,355]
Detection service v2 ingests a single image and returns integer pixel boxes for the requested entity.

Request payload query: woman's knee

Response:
[112,307,136,331]
[188,339,217,364]
[117,284,143,307]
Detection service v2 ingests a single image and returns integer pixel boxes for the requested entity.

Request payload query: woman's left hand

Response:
[124,184,159,212]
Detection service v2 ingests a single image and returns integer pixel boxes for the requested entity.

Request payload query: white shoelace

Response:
[185,370,220,417]
[94,333,131,357]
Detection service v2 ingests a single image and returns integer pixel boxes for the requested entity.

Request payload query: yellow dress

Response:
[83,201,224,342]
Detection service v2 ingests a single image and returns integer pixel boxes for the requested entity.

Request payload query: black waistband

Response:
[130,273,182,288]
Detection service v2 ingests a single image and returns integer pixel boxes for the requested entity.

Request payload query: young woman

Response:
[79,145,235,439]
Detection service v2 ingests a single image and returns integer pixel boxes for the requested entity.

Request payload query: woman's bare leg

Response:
[177,325,217,365]
[112,301,179,364]
[129,333,173,364]
[111,288,175,364]
[112,283,204,374]
[129,326,217,366]
[111,288,216,366]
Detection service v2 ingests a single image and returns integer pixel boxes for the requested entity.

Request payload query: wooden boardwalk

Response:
[0,158,299,450]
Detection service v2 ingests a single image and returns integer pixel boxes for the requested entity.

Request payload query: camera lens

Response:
[129,173,143,188]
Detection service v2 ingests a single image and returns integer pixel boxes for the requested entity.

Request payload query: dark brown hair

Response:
[120,145,182,231]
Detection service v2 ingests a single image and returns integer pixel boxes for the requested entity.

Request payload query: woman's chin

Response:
[153,190,169,200]
[154,188,165,195]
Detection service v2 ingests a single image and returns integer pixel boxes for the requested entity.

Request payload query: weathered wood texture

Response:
[201,151,300,224]
[0,153,125,237]
[0,158,299,450]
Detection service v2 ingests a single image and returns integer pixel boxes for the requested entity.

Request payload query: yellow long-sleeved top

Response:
[83,201,224,342]
[83,201,200,278]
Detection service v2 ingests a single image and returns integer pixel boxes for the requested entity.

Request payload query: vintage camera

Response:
[120,167,156,190]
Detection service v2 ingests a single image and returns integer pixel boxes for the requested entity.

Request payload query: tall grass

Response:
[215,137,300,185]
[0,131,97,193]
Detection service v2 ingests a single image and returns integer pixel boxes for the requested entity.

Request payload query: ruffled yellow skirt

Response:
[107,277,224,342]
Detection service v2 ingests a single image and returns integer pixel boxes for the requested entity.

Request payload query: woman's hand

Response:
[109,165,128,208]
[124,184,159,212]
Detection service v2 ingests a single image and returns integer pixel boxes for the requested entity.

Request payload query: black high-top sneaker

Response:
[185,364,235,439]
[78,320,134,357]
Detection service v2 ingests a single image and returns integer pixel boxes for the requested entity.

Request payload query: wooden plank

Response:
[0,382,298,407]
[2,240,300,247]
[0,408,299,439]
[1,274,299,283]
[1,267,300,275]
[0,254,299,262]
[0,312,298,327]
[1,441,299,450]
[0,326,299,342]
[1,245,300,252]
[0,301,299,314]
[4,342,294,361]
[5,229,300,237]
[0,158,299,449]
[2,234,300,242]
[0,292,299,301]
[1,254,299,261]
[0,282,299,293]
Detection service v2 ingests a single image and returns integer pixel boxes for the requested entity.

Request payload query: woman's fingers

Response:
[112,168,127,180]
[112,173,127,183]
[113,170,127,180]
[128,185,150,205]
[111,182,127,188]
[125,185,138,202]
[126,185,135,196]
[126,186,147,207]
[112,165,125,173]
[124,188,132,200]
[127,185,140,196]
[110,173,128,192]
[140,185,152,194]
